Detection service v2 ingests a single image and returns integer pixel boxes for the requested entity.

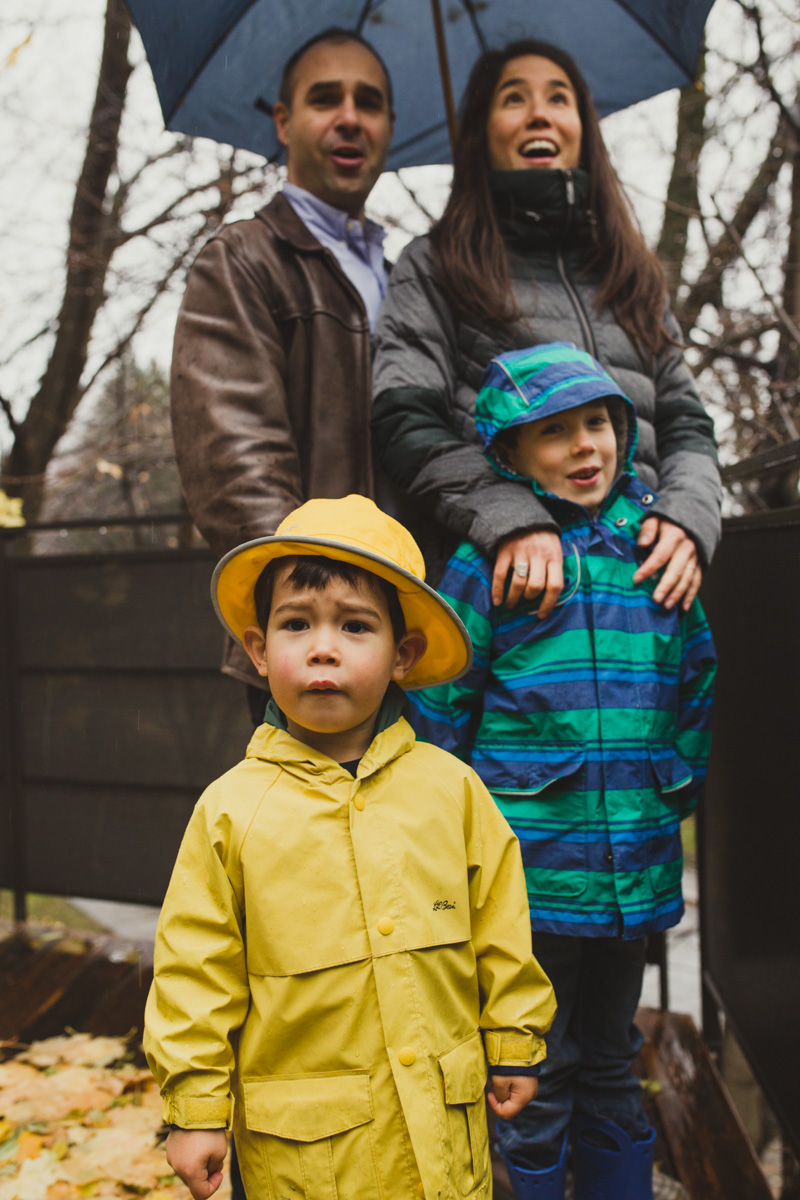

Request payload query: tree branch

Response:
[735,0,800,137]
[676,113,789,333]
[0,391,20,440]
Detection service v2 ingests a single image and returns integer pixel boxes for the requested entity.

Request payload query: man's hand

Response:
[634,517,702,611]
[493,531,563,615]
[166,1129,228,1200]
[488,1074,539,1120]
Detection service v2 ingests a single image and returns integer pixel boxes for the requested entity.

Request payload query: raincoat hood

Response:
[476,342,638,498]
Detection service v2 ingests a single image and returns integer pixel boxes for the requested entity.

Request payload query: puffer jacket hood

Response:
[476,342,638,493]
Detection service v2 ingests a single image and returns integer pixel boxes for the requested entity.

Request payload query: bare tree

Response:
[651,0,800,508]
[0,0,275,523]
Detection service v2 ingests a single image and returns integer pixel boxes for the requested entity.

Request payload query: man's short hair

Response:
[278,26,394,111]
[254,555,406,642]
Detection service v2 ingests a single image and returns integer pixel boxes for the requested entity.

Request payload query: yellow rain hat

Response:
[211,495,472,690]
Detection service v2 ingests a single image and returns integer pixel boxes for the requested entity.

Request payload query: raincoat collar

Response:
[249,682,414,781]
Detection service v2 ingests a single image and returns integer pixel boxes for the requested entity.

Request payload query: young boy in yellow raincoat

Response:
[144,495,556,1200]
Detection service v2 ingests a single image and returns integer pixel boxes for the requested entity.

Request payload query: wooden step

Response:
[636,1007,773,1200]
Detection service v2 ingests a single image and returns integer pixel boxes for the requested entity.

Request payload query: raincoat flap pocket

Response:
[648,743,693,794]
[439,1033,487,1105]
[484,743,586,795]
[243,1072,373,1140]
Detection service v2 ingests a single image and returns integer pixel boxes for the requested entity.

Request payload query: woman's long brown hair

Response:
[429,39,672,363]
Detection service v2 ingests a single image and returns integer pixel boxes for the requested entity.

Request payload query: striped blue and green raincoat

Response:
[409,343,717,940]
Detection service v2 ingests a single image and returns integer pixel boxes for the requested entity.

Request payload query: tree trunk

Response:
[758,111,800,507]
[2,0,132,522]
[657,57,708,309]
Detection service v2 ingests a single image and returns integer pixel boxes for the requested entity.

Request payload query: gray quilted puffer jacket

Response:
[372,169,721,574]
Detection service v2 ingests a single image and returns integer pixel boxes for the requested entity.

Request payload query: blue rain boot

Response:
[571,1116,655,1200]
[500,1132,567,1200]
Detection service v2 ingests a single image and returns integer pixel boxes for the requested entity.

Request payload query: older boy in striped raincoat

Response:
[409,343,716,1200]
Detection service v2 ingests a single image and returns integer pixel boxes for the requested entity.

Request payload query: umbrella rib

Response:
[612,0,697,81]
[164,0,264,124]
[458,0,488,53]
[355,0,377,35]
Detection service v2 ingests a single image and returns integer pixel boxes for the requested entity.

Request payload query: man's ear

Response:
[242,625,269,677]
[273,101,290,149]
[392,630,427,683]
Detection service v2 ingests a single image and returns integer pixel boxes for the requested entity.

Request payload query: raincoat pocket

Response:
[646,744,691,894]
[488,745,588,898]
[481,742,586,797]
[439,1033,490,1195]
[243,1071,379,1200]
[648,743,693,797]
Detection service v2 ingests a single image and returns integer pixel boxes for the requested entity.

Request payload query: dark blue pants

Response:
[495,932,651,1169]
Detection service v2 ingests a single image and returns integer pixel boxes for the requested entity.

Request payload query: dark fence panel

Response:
[0,545,253,906]
[701,505,800,1156]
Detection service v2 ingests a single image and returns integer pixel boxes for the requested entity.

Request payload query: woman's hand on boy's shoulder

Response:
[634,517,702,611]
[487,1074,539,1119]
[166,1129,228,1200]
[493,531,563,615]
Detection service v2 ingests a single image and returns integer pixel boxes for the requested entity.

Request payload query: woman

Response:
[372,40,721,1200]
[372,40,720,617]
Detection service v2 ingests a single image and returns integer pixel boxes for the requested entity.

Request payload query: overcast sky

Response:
[0,0,794,461]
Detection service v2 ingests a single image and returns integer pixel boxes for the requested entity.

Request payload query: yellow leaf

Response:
[0,490,24,528]
[16,1129,44,1163]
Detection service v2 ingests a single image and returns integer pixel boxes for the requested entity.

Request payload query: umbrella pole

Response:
[430,0,458,153]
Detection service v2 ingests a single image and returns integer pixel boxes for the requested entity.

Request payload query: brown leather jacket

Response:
[171,191,374,686]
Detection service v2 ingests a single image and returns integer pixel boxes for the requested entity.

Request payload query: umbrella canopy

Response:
[125,0,715,169]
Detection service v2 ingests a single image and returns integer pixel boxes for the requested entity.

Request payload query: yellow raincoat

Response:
[144,698,556,1200]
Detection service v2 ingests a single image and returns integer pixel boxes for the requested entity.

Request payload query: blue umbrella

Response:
[125,0,715,169]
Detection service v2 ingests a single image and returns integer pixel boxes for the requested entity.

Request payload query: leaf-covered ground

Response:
[0,1034,231,1200]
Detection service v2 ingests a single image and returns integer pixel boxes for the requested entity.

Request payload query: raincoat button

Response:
[353,795,365,811]
[398,1047,416,1066]
[614,516,628,527]
[377,918,394,936]
[642,493,654,505]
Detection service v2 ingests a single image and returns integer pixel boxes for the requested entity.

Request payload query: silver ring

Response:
[514,562,529,578]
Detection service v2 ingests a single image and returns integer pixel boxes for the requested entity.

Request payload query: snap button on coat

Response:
[378,918,394,936]
[353,794,366,810]
[398,1048,417,1066]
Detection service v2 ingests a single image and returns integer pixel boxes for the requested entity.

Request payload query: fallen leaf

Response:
[20,1038,128,1072]
[0,1149,69,1200]
[15,1130,43,1163]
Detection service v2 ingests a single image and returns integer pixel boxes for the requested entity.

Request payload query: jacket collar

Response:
[256,190,332,255]
[248,682,415,781]
[489,167,594,252]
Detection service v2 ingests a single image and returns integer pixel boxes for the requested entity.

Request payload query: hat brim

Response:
[212,535,473,690]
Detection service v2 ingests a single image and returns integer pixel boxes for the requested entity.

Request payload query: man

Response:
[171,28,394,712]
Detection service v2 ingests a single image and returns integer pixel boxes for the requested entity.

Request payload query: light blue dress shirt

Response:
[283,182,387,334]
